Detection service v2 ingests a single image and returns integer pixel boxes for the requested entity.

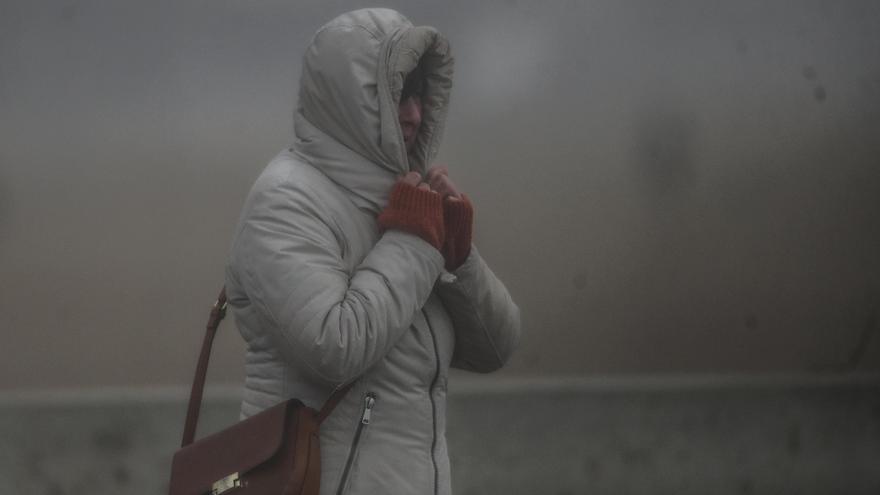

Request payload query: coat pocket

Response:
[335,392,376,495]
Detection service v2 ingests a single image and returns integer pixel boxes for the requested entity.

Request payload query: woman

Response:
[225,8,521,495]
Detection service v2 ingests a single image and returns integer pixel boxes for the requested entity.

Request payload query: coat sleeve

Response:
[233,181,445,385]
[435,246,521,373]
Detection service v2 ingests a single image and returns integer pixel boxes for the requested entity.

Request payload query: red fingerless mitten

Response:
[442,194,473,271]
[378,182,445,250]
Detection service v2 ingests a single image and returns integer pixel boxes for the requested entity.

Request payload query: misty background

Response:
[1,1,879,493]
[2,0,878,390]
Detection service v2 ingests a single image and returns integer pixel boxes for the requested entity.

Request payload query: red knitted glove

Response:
[442,194,473,271]
[378,181,445,251]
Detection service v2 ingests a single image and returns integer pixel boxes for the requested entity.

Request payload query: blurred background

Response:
[1,0,878,493]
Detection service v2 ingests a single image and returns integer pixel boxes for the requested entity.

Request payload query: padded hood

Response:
[292,8,455,213]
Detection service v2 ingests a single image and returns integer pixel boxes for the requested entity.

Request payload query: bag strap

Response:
[180,286,354,447]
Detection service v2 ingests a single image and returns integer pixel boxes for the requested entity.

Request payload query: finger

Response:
[417,182,432,191]
[436,175,461,198]
[402,171,422,187]
[426,164,449,182]
[427,173,445,192]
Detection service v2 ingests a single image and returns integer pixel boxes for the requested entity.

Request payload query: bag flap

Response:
[169,399,303,495]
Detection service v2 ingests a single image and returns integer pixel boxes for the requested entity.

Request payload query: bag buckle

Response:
[212,472,241,494]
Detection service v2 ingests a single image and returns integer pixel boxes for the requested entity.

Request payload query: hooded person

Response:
[224,8,521,495]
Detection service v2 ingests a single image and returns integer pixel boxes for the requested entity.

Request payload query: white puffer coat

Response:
[225,9,521,495]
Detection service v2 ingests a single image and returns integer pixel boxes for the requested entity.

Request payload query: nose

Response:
[398,96,423,129]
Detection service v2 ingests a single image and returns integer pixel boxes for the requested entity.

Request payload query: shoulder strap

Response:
[315,381,355,424]
[180,286,354,447]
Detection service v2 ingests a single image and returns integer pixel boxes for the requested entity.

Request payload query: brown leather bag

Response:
[169,287,352,495]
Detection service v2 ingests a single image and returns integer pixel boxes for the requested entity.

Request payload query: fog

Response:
[1,0,878,390]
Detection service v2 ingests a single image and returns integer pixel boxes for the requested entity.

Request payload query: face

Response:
[399,67,425,153]
[398,94,422,153]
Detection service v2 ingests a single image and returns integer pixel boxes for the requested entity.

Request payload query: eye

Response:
[401,71,425,102]
[400,91,423,109]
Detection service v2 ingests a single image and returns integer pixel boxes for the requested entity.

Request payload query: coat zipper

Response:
[336,393,376,495]
[423,310,441,495]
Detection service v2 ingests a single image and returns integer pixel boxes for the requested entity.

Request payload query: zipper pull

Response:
[361,394,376,425]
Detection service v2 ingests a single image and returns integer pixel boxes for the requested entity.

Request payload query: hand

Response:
[426,165,462,199]
[441,194,473,271]
[424,165,473,270]
[377,172,445,250]
[401,171,433,192]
